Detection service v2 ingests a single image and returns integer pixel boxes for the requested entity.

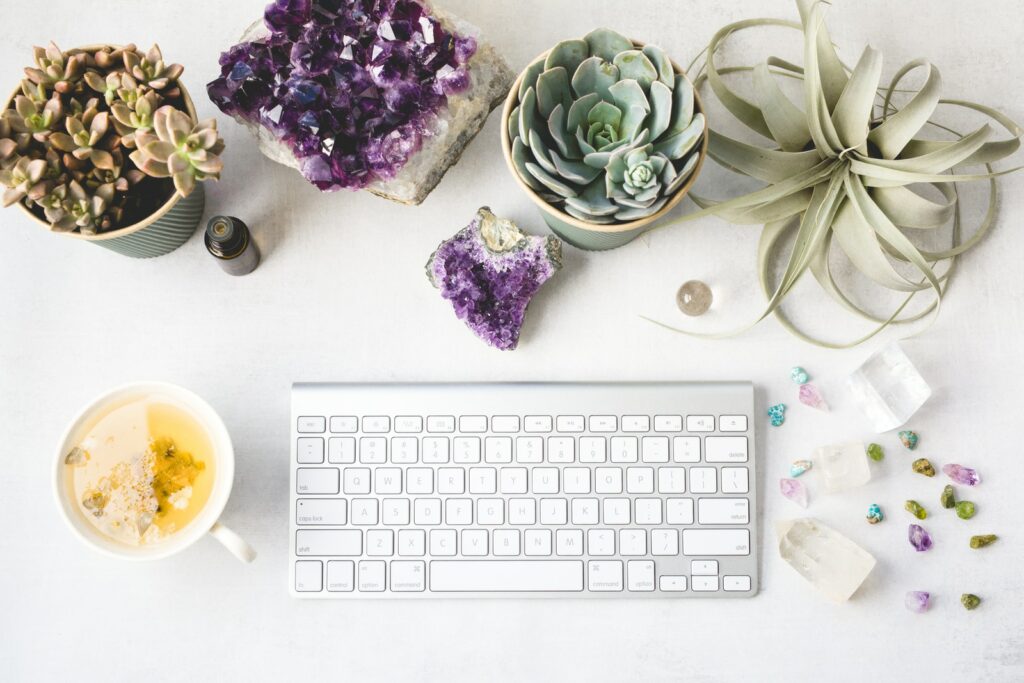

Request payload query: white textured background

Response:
[2,1,1023,681]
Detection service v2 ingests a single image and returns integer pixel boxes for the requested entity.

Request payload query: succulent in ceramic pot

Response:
[506,28,705,227]
[1,42,223,238]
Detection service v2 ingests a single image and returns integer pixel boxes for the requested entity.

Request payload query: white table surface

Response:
[3,0,1023,680]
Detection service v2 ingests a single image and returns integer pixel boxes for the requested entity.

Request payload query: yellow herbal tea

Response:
[64,395,216,546]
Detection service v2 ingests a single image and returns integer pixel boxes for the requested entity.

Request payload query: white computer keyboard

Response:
[289,382,757,598]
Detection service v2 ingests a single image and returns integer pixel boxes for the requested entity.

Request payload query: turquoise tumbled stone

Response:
[790,366,809,384]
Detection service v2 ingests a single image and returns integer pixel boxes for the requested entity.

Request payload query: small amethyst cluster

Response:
[207,0,477,190]
[427,208,562,350]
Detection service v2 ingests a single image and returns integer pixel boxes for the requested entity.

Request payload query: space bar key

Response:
[430,560,584,592]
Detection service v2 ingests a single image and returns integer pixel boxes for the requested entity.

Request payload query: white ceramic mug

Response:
[53,381,257,563]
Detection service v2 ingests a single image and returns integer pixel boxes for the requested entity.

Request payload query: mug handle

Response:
[209,521,257,563]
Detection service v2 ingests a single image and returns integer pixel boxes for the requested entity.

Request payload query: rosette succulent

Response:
[1,42,225,235]
[508,28,705,223]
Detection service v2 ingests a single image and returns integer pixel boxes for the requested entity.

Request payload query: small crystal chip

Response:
[866,443,884,462]
[866,503,883,524]
[846,341,931,433]
[798,383,829,411]
[779,478,808,508]
[776,518,877,603]
[905,590,931,613]
[955,501,976,519]
[898,430,919,450]
[912,458,935,477]
[969,534,997,549]
[676,280,712,316]
[767,403,786,427]
[940,485,956,509]
[908,523,933,552]
[790,459,812,477]
[814,442,871,493]
[961,593,982,610]
[790,366,809,384]
[904,500,927,520]
[943,463,980,486]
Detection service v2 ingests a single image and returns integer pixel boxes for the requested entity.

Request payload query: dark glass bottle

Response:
[205,215,260,276]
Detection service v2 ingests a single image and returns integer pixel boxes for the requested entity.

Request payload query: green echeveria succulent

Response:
[508,28,705,223]
[130,107,225,196]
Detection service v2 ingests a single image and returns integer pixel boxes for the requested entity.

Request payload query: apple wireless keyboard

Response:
[290,382,758,598]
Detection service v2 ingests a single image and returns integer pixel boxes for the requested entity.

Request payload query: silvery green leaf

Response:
[528,128,558,175]
[518,87,537,144]
[613,50,659,91]
[565,204,618,223]
[871,185,955,229]
[831,191,918,292]
[616,194,657,209]
[575,127,597,155]
[609,79,650,113]
[707,127,821,182]
[864,124,991,174]
[584,28,634,61]
[507,104,520,143]
[511,137,544,191]
[587,101,622,128]
[654,113,704,160]
[518,59,545,101]
[606,170,626,199]
[648,154,668,175]
[545,39,589,78]
[568,93,600,134]
[552,151,602,184]
[665,152,699,194]
[571,57,619,101]
[796,0,848,108]
[647,80,673,141]
[752,62,810,152]
[566,179,619,217]
[643,45,675,87]
[633,186,660,203]
[607,151,627,182]
[548,104,580,159]
[620,105,649,142]
[869,60,940,159]
[830,46,882,151]
[583,137,632,168]
[615,196,668,221]
[666,75,694,136]
[536,67,572,119]
[525,162,578,198]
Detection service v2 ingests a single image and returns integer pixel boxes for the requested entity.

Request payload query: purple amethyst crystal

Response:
[426,208,562,350]
[942,463,980,486]
[905,590,931,613]
[908,524,933,552]
[208,0,477,191]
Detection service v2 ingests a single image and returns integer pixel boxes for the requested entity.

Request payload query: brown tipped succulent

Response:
[2,41,224,235]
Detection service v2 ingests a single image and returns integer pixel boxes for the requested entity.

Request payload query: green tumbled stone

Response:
[955,501,976,519]
[940,485,956,509]
[904,500,927,520]
[961,593,982,610]
[912,458,935,477]
[969,534,997,549]
[898,430,919,450]
[866,443,884,462]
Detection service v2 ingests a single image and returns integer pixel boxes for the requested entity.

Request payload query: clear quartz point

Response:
[776,518,877,603]
[814,442,871,492]
[846,341,931,432]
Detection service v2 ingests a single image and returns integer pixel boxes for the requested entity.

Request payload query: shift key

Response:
[682,529,750,556]
[296,529,362,556]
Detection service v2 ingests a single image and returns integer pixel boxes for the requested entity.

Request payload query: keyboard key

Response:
[515,436,544,463]
[659,575,687,591]
[603,498,630,524]
[588,560,623,591]
[296,437,324,464]
[622,416,650,432]
[343,468,371,494]
[329,416,357,433]
[524,415,553,432]
[564,468,591,494]
[610,436,638,463]
[491,415,521,433]
[689,467,717,494]
[366,530,394,556]
[296,529,362,556]
[698,498,749,525]
[532,467,559,494]
[477,498,504,525]
[626,467,654,494]
[500,468,528,494]
[692,575,720,591]
[461,529,489,556]
[326,560,354,591]
[635,498,662,525]
[547,436,575,463]
[394,416,423,433]
[687,415,715,432]
[391,436,419,463]
[469,467,497,494]
[540,499,567,525]
[359,437,386,463]
[430,560,584,592]
[657,467,686,494]
[627,560,655,591]
[556,415,585,433]
[654,415,683,432]
[620,529,646,556]
[406,468,434,494]
[651,529,678,555]
[705,436,748,463]
[453,437,481,463]
[426,415,456,433]
[296,498,346,525]
[362,416,390,433]
[398,529,425,556]
[508,498,536,525]
[641,436,669,463]
[587,529,615,555]
[595,467,623,494]
[682,529,750,556]
[720,415,748,432]
[390,560,425,591]
[414,498,441,525]
[374,468,402,494]
[589,415,617,432]
[358,560,386,592]
[297,416,326,433]
[297,467,339,495]
[572,498,599,525]
[484,436,512,463]
[493,529,520,556]
[351,499,378,525]
[295,560,323,592]
[724,575,752,591]
[579,436,607,463]
[722,467,749,494]
[445,498,472,523]
[691,560,718,575]
[421,437,448,464]
[437,468,465,494]
[672,436,700,463]
[382,498,410,525]
[327,437,355,463]
[556,529,583,555]
[666,498,694,525]
[459,415,487,433]
[525,529,552,556]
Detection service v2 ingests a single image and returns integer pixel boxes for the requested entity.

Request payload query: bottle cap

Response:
[205,215,248,257]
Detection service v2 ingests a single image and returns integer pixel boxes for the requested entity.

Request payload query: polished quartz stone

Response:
[676,280,712,316]
[846,341,931,433]
[814,442,871,493]
[776,518,877,603]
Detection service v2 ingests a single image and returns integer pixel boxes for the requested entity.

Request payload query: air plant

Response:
[647,0,1022,347]
[1,42,224,234]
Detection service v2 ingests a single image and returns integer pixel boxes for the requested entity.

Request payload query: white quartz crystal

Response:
[776,518,877,603]
[814,442,871,492]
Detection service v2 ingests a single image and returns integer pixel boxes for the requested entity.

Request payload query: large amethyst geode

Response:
[207,0,513,204]
[427,208,562,350]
